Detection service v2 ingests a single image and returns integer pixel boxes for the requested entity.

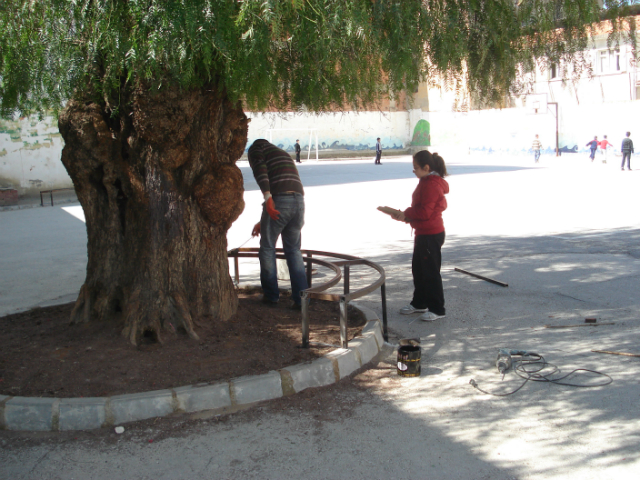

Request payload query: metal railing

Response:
[227,247,388,349]
[40,187,75,206]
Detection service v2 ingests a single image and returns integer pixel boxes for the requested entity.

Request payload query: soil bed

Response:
[0,290,365,398]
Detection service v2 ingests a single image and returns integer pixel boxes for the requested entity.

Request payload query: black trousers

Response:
[411,231,445,315]
[375,152,381,164]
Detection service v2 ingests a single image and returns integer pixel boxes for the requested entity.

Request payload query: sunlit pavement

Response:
[1,152,639,479]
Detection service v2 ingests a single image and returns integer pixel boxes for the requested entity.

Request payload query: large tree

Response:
[0,1,634,344]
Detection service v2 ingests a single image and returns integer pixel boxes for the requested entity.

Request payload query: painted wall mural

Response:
[411,119,431,146]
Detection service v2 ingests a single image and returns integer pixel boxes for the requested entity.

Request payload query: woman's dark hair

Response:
[413,150,448,177]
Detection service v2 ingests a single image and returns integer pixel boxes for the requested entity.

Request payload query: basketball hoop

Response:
[525,94,547,115]
[532,100,540,114]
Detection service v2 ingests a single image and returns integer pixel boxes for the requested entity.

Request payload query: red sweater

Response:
[404,174,449,235]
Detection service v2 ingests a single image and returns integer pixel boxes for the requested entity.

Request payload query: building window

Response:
[599,50,609,73]
[550,63,558,79]
[614,49,622,71]
[597,49,624,74]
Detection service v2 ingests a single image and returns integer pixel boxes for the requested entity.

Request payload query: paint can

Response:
[397,345,421,377]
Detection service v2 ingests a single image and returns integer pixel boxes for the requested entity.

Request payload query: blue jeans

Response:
[534,150,540,162]
[622,152,631,169]
[259,193,308,305]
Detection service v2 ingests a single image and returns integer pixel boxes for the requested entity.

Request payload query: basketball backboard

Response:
[525,93,548,115]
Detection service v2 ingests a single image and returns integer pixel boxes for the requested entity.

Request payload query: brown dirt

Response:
[0,290,365,399]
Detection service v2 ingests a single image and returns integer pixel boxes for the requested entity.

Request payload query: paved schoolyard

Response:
[1,151,639,479]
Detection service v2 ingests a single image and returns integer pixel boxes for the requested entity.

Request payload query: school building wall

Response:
[3,102,638,197]
[244,110,411,155]
[427,101,640,158]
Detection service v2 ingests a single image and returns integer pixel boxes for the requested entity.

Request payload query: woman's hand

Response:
[391,211,406,222]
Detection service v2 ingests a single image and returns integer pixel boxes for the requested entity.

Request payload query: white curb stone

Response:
[325,348,361,379]
[361,318,384,348]
[2,305,384,430]
[4,397,56,431]
[174,383,232,413]
[283,357,337,393]
[110,389,175,425]
[59,397,107,431]
[348,335,379,365]
[231,371,283,405]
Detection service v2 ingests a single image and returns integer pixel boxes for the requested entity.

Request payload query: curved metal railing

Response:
[227,247,388,349]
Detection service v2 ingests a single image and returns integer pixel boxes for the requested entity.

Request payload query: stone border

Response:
[0,303,383,431]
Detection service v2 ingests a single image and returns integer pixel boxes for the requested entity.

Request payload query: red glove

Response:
[265,196,280,220]
[252,222,261,237]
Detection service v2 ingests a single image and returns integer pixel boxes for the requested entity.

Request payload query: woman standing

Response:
[392,150,449,321]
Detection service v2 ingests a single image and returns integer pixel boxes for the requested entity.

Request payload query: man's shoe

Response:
[399,304,428,315]
[419,311,446,322]
[261,297,278,307]
[289,302,302,311]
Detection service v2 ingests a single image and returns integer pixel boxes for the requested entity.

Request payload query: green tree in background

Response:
[0,1,633,344]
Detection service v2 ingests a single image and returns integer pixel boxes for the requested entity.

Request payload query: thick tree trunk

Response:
[58,84,248,345]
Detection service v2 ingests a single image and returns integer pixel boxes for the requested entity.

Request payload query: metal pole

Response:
[233,256,239,285]
[306,253,313,288]
[339,296,348,349]
[548,102,559,156]
[381,282,388,342]
[301,293,310,348]
[344,264,350,295]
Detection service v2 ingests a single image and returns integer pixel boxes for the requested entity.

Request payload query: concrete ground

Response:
[1,151,639,479]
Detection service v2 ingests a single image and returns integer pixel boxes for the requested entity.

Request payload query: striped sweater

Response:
[248,139,304,195]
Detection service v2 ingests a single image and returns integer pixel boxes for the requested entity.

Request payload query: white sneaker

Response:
[420,312,446,322]
[399,304,428,315]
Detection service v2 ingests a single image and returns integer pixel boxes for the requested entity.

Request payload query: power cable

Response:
[469,353,613,397]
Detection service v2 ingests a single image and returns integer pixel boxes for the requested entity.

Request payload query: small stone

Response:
[115,426,125,434]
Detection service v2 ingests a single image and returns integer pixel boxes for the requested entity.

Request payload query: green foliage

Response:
[0,0,636,116]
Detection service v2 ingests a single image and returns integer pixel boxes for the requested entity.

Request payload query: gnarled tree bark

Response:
[58,84,248,345]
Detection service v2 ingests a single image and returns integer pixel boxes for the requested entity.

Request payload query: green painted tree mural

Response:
[412,120,431,147]
[0,1,634,345]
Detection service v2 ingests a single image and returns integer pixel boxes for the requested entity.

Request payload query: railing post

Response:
[344,264,350,295]
[381,282,388,342]
[233,255,239,285]
[306,252,313,288]
[301,292,311,348]
[339,296,348,349]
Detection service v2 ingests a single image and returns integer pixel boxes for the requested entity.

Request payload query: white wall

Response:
[0,117,70,195]
[4,98,638,197]
[428,101,640,157]
[245,111,411,153]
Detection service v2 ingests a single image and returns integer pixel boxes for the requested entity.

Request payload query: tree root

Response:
[121,288,201,345]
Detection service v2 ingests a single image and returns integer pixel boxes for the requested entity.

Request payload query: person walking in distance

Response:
[621,132,634,171]
[599,135,612,164]
[375,137,382,165]
[391,150,449,322]
[532,134,542,163]
[294,139,301,163]
[248,139,308,309]
[586,136,598,162]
